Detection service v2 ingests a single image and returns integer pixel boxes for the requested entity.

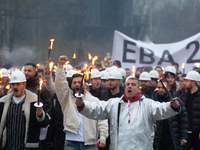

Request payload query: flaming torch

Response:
[49,62,54,72]
[88,53,92,65]
[73,52,76,68]
[36,63,40,67]
[182,63,185,74]
[157,78,173,100]
[34,78,44,107]
[162,66,165,74]
[132,65,135,77]
[92,56,98,66]
[47,39,55,61]
[5,85,10,90]
[196,63,200,69]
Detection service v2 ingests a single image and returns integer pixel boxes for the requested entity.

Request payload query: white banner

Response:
[112,30,200,73]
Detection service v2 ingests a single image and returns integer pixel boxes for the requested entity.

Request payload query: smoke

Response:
[0,46,37,68]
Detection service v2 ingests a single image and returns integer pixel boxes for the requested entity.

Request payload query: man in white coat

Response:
[75,76,181,150]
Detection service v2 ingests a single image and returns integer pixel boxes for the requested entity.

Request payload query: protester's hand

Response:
[45,60,50,75]
[181,139,187,146]
[36,107,43,117]
[75,97,84,107]
[170,99,180,109]
[0,88,4,97]
[58,55,68,65]
[96,139,106,148]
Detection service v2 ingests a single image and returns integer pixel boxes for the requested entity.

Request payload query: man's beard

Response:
[141,86,148,93]
[186,83,192,91]
[109,85,116,90]
[158,92,167,98]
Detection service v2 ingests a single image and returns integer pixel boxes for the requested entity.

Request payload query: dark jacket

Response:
[98,85,124,150]
[141,86,154,98]
[0,90,49,148]
[171,82,178,92]
[176,89,187,103]
[152,90,188,150]
[182,87,200,133]
[26,72,52,114]
[89,86,102,100]
[100,86,124,101]
[47,94,65,142]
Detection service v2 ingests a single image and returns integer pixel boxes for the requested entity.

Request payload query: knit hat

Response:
[113,60,121,68]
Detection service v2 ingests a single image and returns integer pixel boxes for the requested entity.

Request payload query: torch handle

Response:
[38,90,40,105]
[160,80,173,100]
[78,74,84,96]
[47,49,51,60]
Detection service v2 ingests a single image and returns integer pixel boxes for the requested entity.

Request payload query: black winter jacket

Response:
[176,89,187,103]
[100,86,124,101]
[152,90,188,150]
[26,72,52,114]
[182,88,200,133]
[47,94,65,142]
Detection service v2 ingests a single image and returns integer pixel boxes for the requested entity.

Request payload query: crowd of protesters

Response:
[0,56,200,150]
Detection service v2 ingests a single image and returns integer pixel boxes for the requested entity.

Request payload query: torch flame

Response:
[84,63,88,69]
[38,78,43,90]
[73,52,76,59]
[8,74,11,79]
[88,53,92,60]
[49,62,54,71]
[196,63,200,68]
[132,65,135,77]
[36,63,40,67]
[182,63,185,69]
[49,39,55,49]
[5,85,10,90]
[0,70,2,78]
[54,65,57,69]
[15,68,20,71]
[157,77,167,88]
[157,77,162,82]
[64,61,70,68]
[92,56,98,65]
[162,66,165,74]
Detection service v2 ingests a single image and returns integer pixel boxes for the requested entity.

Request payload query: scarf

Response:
[123,92,140,103]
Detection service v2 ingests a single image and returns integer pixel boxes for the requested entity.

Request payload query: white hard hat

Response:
[165,66,176,75]
[149,70,159,79]
[183,71,200,82]
[117,68,126,77]
[105,67,112,73]
[65,64,73,72]
[9,71,26,83]
[111,66,118,70]
[66,70,76,78]
[139,71,151,81]
[1,68,8,77]
[90,69,101,79]
[108,70,122,80]
[100,71,108,80]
